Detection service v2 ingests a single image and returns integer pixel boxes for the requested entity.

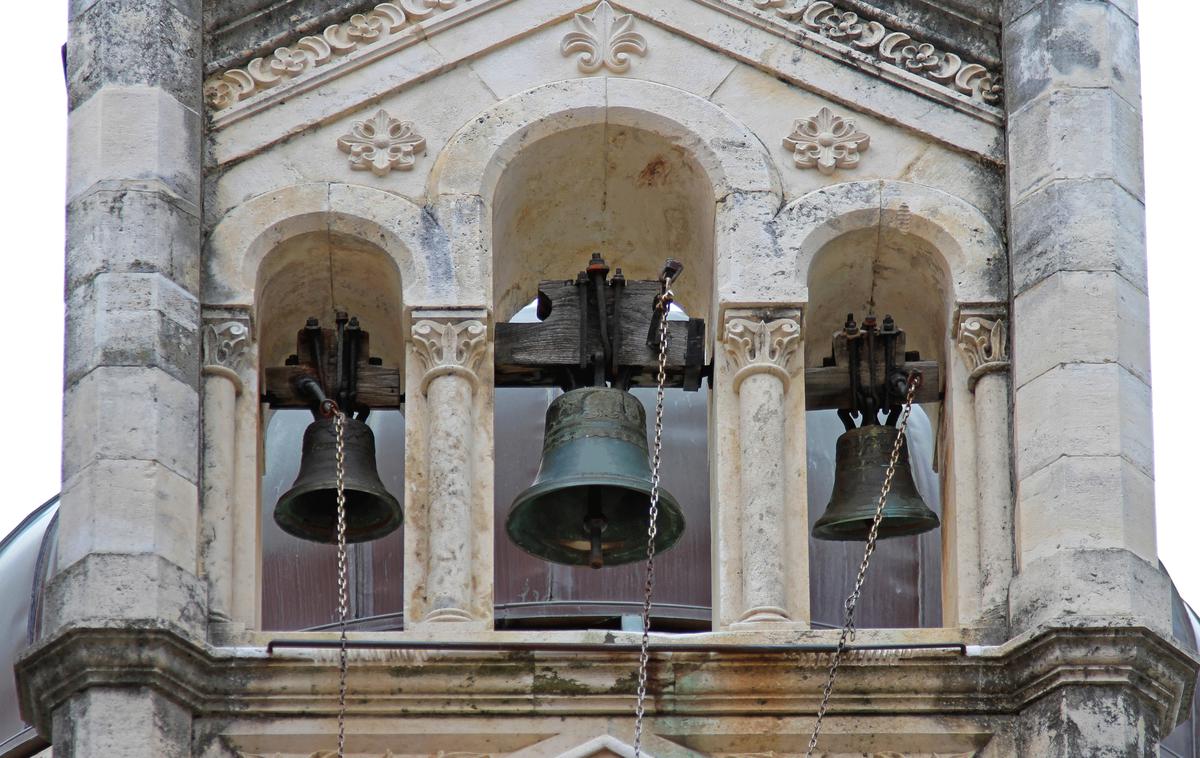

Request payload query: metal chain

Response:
[805,374,922,758]
[334,410,350,758]
[633,277,674,758]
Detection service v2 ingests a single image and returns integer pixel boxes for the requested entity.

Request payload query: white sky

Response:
[1,3,1196,606]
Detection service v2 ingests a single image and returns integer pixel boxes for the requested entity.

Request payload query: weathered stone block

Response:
[66,187,200,294]
[51,686,194,758]
[1010,178,1146,294]
[1008,87,1143,204]
[1005,0,1137,25]
[1010,548,1171,638]
[68,84,201,207]
[1014,362,1152,479]
[42,552,206,638]
[1013,270,1149,389]
[56,459,199,573]
[1016,683,1163,757]
[1005,0,1141,111]
[713,190,788,307]
[63,366,199,483]
[66,273,200,388]
[1017,455,1155,566]
[68,0,201,112]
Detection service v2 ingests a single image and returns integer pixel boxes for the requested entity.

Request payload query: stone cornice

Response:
[203,0,1002,131]
[17,625,1197,739]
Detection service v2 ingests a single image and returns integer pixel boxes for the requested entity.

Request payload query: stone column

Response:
[1004,0,1170,642]
[955,309,1013,628]
[200,318,251,626]
[721,315,804,624]
[409,316,490,624]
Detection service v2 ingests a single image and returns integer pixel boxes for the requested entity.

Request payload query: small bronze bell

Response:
[811,423,940,541]
[274,416,403,544]
[506,386,686,568]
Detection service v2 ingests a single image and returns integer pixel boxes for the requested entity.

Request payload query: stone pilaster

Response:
[955,307,1013,629]
[1004,0,1169,640]
[714,309,807,627]
[406,313,493,625]
[200,314,252,628]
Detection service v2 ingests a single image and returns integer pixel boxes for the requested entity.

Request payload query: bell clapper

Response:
[584,488,608,569]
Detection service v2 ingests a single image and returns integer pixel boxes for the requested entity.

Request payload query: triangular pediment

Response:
[203,0,1003,171]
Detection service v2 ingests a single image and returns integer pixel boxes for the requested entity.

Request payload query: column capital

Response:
[201,309,253,392]
[722,314,804,393]
[411,318,488,394]
[954,305,1009,392]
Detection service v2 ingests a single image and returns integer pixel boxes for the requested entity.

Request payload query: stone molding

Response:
[782,106,870,174]
[336,109,427,176]
[201,314,253,391]
[241,753,490,757]
[16,627,1197,740]
[722,316,803,392]
[560,0,648,73]
[955,308,1009,392]
[204,0,469,111]
[749,0,1002,105]
[411,318,488,394]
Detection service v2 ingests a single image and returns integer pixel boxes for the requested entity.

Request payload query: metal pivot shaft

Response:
[633,269,674,758]
[805,372,923,757]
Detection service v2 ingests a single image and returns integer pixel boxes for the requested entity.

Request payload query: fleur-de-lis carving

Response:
[782,106,870,175]
[560,1,648,73]
[336,109,427,176]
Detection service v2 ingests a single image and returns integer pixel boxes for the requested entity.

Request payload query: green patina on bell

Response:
[506,386,686,568]
[274,416,403,544]
[811,424,940,541]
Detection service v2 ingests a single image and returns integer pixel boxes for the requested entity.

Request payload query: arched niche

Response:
[203,183,448,631]
[429,78,782,629]
[778,179,1008,630]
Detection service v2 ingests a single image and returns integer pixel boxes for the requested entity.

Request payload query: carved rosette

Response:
[202,319,252,390]
[956,313,1009,391]
[411,319,488,393]
[337,109,427,176]
[723,317,803,392]
[783,107,870,174]
[560,0,647,74]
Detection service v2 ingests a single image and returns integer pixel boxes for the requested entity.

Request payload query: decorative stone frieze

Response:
[560,0,647,74]
[411,319,488,393]
[336,109,427,176]
[749,0,1002,104]
[956,312,1009,391]
[203,0,462,110]
[722,316,803,390]
[782,107,870,175]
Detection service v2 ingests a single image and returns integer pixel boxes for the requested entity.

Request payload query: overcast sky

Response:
[1,4,1196,608]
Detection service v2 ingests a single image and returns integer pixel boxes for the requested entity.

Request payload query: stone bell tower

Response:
[13,0,1198,755]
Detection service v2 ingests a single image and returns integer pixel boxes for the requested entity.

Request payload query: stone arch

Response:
[427,77,785,312]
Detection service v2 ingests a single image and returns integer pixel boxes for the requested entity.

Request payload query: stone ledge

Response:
[17,623,1198,741]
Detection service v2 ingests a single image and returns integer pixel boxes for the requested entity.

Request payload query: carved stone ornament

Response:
[729,753,975,757]
[337,109,427,176]
[411,319,488,393]
[239,752,491,758]
[749,0,1002,104]
[957,314,1009,391]
[204,0,460,111]
[560,0,648,74]
[782,106,870,175]
[723,317,803,392]
[202,320,250,372]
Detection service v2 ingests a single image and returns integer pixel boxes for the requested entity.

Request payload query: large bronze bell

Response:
[811,423,940,541]
[274,416,403,544]
[506,386,686,568]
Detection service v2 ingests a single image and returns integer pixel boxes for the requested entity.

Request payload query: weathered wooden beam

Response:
[263,365,403,409]
[804,361,941,411]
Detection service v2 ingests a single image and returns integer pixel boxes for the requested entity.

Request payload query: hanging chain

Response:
[805,373,922,758]
[333,408,350,758]
[633,276,674,758]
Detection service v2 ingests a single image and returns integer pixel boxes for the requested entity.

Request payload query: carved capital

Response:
[956,312,1009,392]
[723,316,803,392]
[202,317,252,390]
[411,319,488,394]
